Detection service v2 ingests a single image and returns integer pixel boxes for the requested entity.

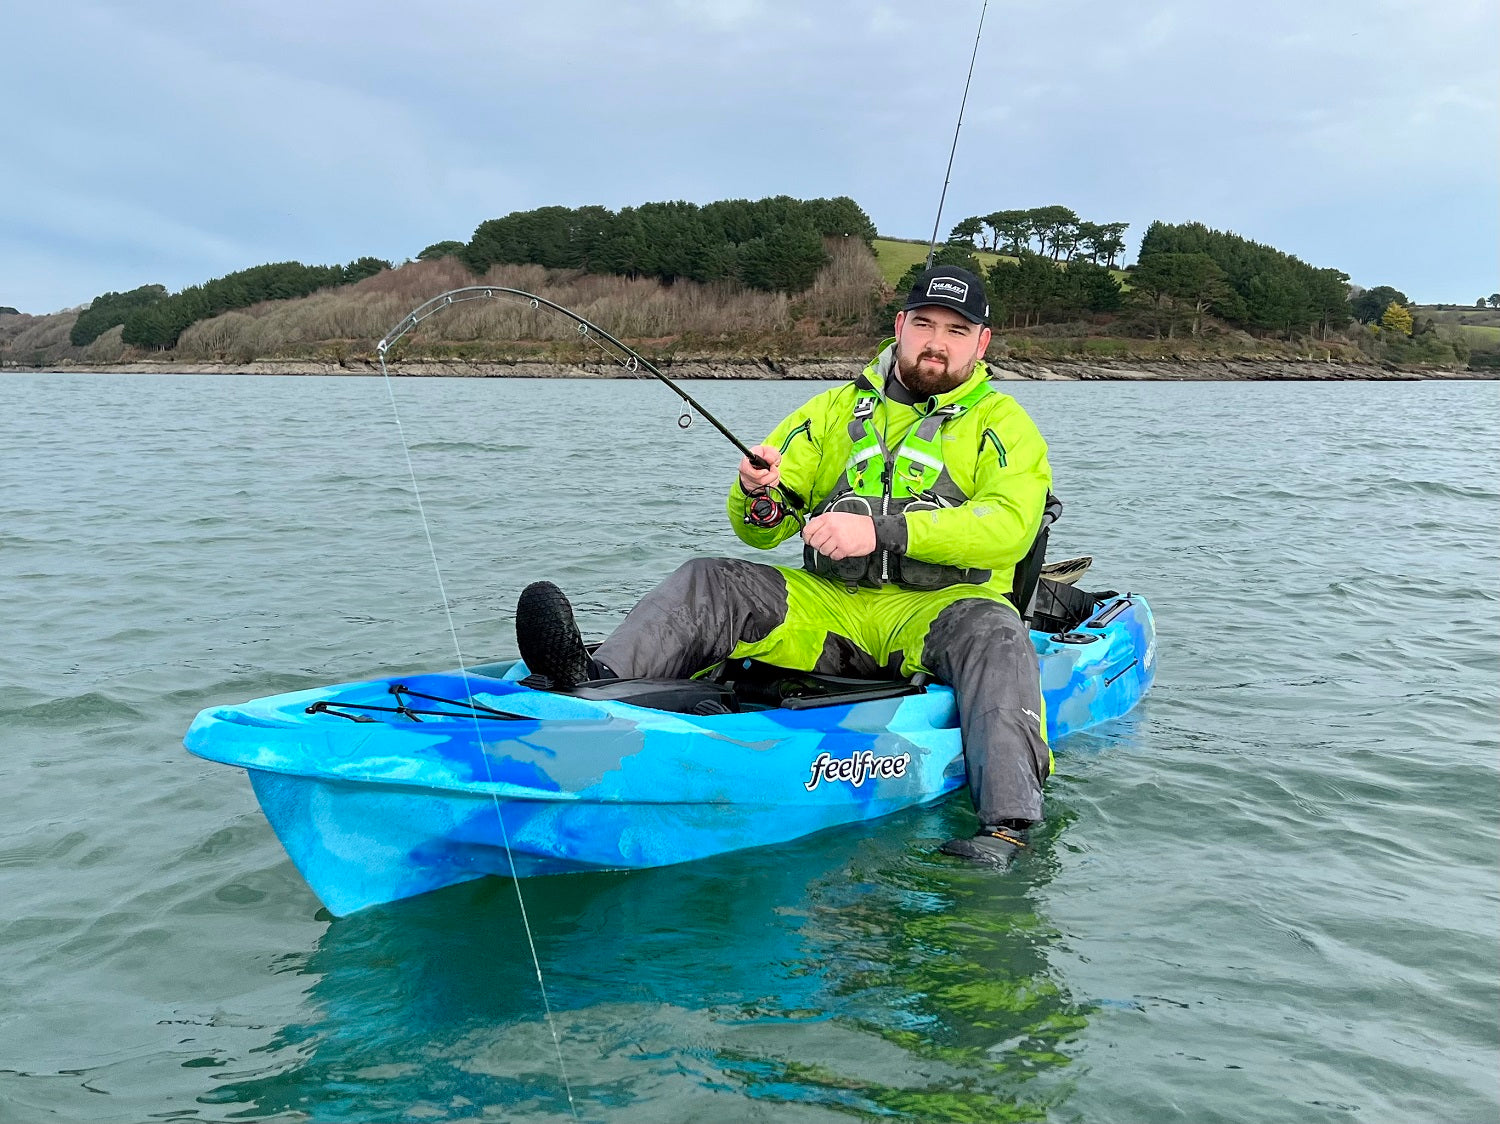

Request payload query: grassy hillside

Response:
[1413,306,1500,344]
[1414,306,1500,327]
[872,237,1129,290]
[871,237,1006,287]
[1455,325,1500,345]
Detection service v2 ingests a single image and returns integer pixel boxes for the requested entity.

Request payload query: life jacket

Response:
[803,370,995,591]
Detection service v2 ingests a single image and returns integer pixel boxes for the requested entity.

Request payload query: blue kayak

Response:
[185,591,1155,915]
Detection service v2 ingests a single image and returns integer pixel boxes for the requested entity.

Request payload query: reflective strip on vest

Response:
[806,370,997,590]
[841,377,992,501]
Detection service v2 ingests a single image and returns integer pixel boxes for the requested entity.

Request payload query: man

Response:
[516,265,1053,866]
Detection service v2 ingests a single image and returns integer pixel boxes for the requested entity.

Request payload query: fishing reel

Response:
[743,487,790,528]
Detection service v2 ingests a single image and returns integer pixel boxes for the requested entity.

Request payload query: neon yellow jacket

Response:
[727,341,1052,581]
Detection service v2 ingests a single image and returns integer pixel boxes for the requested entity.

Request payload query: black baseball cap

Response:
[902,265,990,325]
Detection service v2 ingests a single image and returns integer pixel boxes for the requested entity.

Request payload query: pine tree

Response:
[1379,302,1414,336]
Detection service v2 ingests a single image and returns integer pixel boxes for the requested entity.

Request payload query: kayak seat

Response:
[710,658,927,712]
[1008,490,1064,620]
[557,677,741,715]
[560,663,926,715]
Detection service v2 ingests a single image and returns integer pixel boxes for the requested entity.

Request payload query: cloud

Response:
[1,0,1494,312]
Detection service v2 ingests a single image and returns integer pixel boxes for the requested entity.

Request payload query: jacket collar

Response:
[867,339,990,415]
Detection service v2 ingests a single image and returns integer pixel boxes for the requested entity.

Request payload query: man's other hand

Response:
[801,512,877,560]
[738,444,782,492]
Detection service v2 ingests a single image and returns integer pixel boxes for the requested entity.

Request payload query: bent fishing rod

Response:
[375,286,806,518]
[924,0,988,270]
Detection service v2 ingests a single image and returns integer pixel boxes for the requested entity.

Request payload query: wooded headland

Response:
[3,196,1495,377]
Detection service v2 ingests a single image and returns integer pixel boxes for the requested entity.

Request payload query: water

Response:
[2,373,1496,1123]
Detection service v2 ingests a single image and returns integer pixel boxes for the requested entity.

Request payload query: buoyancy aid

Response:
[804,371,995,591]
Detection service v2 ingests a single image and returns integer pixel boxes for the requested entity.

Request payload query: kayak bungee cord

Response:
[374,321,580,1120]
[376,286,807,523]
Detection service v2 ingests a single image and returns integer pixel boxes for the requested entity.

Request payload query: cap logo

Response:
[927,277,969,302]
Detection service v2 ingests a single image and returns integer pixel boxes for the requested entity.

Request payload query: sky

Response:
[2,0,1496,315]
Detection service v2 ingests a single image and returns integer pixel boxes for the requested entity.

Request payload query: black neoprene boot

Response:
[939,823,1031,867]
[515,581,594,689]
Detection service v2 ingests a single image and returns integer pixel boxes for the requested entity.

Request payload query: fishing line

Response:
[375,347,579,1120]
[378,286,806,519]
[924,0,989,269]
[370,283,822,1113]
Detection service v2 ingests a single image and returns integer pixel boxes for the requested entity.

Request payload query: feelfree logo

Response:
[804,750,910,791]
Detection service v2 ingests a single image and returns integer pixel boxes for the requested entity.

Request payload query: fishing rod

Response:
[376,286,806,517]
[924,0,989,269]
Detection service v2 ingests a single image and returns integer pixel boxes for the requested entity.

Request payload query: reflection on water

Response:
[205,801,1087,1122]
[7,376,1494,1121]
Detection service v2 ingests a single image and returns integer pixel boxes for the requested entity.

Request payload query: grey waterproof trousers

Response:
[593,557,1050,826]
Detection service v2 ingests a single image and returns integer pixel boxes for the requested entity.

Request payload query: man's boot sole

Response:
[515,581,591,689]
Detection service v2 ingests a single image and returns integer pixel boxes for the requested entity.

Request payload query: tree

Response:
[983,211,1023,252]
[1172,254,1228,335]
[1489,293,1500,308]
[1139,219,1353,336]
[1380,302,1414,336]
[70,284,168,347]
[1052,222,1082,262]
[1073,221,1103,263]
[948,217,984,247]
[800,196,879,245]
[986,251,1059,329]
[118,261,370,349]
[1093,222,1129,269]
[341,257,391,283]
[1129,255,1182,338]
[1130,252,1228,337]
[417,240,465,261]
[1026,205,1079,260]
[1301,268,1353,338]
[738,222,827,292]
[1351,285,1409,323]
[1245,267,1313,339]
[462,195,860,293]
[1059,258,1123,315]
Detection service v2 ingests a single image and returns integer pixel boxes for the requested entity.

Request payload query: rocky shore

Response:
[5,356,1486,380]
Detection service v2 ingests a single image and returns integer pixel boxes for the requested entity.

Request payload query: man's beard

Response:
[896,348,974,398]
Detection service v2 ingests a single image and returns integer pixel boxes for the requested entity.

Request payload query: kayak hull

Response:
[186,594,1155,915]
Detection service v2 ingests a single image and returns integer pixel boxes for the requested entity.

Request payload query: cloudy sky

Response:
[3,0,1495,314]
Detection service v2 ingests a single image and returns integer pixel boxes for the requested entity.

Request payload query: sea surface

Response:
[2,373,1496,1123]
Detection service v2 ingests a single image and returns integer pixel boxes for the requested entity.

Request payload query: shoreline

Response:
[2,357,1489,381]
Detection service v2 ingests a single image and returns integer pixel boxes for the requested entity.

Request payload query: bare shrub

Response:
[802,237,885,329]
[0,310,83,365]
[475,265,792,340]
[153,251,874,364]
[178,311,257,360]
[369,263,795,348]
[354,257,478,305]
[82,324,128,364]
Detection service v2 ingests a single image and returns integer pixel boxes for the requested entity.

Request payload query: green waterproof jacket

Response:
[727,341,1053,591]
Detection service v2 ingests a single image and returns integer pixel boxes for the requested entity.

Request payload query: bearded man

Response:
[517,266,1054,866]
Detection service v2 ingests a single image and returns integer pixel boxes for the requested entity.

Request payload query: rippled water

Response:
[2,373,1496,1123]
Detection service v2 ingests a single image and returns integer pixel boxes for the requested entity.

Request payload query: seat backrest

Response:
[1007,491,1062,619]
